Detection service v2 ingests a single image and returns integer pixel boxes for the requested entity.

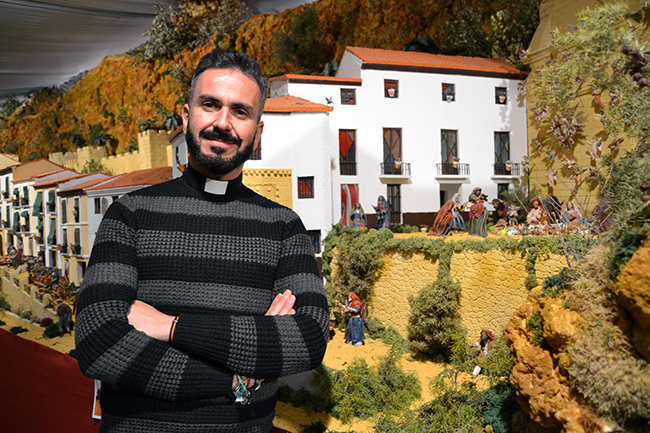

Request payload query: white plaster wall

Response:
[276,59,528,226]
[250,111,333,235]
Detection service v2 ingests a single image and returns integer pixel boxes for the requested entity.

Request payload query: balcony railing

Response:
[59,244,68,254]
[340,161,357,176]
[380,162,411,176]
[71,244,82,255]
[493,162,521,176]
[436,163,470,176]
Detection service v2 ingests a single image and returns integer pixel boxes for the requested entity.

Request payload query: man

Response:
[75,50,329,433]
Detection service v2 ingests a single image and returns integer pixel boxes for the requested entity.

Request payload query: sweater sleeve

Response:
[172,214,330,379]
[74,198,234,401]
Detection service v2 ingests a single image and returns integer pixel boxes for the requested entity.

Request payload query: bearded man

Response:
[75,49,329,433]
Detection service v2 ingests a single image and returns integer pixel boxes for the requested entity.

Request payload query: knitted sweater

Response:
[75,166,329,433]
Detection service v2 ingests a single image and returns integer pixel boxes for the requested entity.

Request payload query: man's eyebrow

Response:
[196,94,255,114]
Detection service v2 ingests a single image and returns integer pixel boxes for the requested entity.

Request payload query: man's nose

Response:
[212,108,232,131]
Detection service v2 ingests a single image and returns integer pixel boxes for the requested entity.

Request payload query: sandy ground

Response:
[0,311,485,432]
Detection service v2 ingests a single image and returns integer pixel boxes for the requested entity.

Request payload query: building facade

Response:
[270,46,529,228]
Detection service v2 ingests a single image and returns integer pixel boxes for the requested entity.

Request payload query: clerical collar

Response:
[182,164,243,196]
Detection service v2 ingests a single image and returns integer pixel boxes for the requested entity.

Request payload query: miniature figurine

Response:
[373,195,391,230]
[508,204,520,227]
[448,193,466,233]
[57,299,72,336]
[350,202,366,228]
[467,195,488,238]
[341,292,365,346]
[469,328,496,377]
[428,198,456,236]
[563,201,591,231]
[526,197,551,226]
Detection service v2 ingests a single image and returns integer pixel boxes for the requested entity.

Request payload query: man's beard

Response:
[185,123,254,176]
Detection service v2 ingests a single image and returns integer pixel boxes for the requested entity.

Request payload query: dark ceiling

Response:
[0,0,313,100]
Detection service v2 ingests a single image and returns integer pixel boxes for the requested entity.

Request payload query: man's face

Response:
[182,68,264,179]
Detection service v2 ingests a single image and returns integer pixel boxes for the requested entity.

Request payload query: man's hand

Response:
[128,300,175,342]
[265,290,295,316]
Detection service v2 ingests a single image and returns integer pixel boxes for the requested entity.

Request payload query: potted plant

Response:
[506,160,513,171]
[453,157,460,168]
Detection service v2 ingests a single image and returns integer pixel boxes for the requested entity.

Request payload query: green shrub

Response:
[331,349,420,423]
[407,276,463,359]
[0,293,10,310]
[527,311,545,346]
[18,309,32,320]
[10,326,27,335]
[391,224,420,233]
[539,267,578,300]
[366,317,408,353]
[301,421,327,433]
[43,322,60,339]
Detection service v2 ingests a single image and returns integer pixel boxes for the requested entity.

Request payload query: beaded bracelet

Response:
[169,316,179,345]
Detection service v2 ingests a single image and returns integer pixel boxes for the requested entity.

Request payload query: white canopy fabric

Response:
[0,0,313,99]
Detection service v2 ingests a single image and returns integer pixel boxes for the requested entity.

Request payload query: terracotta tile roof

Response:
[269,74,362,86]
[58,174,115,193]
[86,166,172,191]
[264,95,333,113]
[33,172,96,188]
[345,46,527,78]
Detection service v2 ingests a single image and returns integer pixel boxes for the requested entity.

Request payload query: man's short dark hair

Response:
[188,50,268,121]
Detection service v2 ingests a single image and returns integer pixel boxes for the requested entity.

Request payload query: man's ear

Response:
[254,121,264,149]
[181,104,190,134]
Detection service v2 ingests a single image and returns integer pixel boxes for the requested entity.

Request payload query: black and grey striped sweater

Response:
[75,166,329,433]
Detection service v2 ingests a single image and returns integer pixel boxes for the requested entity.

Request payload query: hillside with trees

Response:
[0,0,538,161]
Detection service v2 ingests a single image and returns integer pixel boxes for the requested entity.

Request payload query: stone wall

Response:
[49,130,173,175]
[243,168,293,209]
[1,267,56,321]
[368,237,566,341]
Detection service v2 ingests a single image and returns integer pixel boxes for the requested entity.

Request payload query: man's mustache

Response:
[199,128,242,146]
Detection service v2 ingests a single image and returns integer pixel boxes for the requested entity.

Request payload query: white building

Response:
[270,46,529,228]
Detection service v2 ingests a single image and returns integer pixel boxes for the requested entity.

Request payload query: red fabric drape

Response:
[0,328,100,433]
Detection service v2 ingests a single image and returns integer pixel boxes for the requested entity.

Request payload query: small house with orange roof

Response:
[0,158,76,258]
[33,172,108,273]
[80,167,173,276]
[270,46,528,228]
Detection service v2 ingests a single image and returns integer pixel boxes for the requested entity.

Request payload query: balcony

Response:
[340,161,357,176]
[71,244,82,255]
[59,244,68,254]
[379,162,411,183]
[435,163,470,182]
[492,162,522,179]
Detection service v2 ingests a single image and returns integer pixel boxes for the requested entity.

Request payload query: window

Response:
[496,87,507,104]
[62,227,68,246]
[384,80,398,98]
[387,184,401,226]
[73,197,80,223]
[61,198,67,224]
[250,137,261,160]
[298,177,314,199]
[382,128,402,174]
[498,183,510,199]
[94,198,101,214]
[74,227,81,248]
[441,130,459,175]
[307,230,321,254]
[341,88,355,105]
[494,131,511,174]
[101,197,109,215]
[442,83,455,102]
[339,130,356,175]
